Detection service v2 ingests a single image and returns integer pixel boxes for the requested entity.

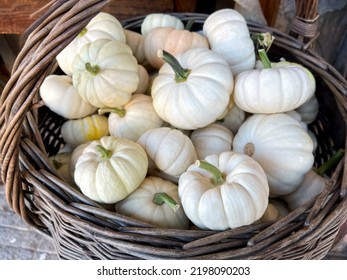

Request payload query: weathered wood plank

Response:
[0,0,193,34]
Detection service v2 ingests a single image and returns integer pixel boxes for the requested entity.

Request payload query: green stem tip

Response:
[258,49,272,69]
[85,62,101,76]
[78,27,88,37]
[196,160,225,185]
[98,107,126,118]
[157,49,191,83]
[52,159,63,170]
[96,145,112,160]
[153,192,180,212]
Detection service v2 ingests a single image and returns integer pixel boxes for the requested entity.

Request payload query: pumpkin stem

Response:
[52,159,63,170]
[196,160,225,185]
[85,62,101,76]
[98,107,126,118]
[244,142,255,157]
[252,32,274,53]
[78,27,88,37]
[96,145,112,160]
[314,148,345,176]
[157,49,191,83]
[258,49,272,69]
[153,192,180,212]
[185,19,195,31]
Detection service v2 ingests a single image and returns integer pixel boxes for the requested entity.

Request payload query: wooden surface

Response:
[0,0,197,34]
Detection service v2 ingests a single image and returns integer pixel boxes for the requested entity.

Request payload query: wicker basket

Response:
[1,0,347,260]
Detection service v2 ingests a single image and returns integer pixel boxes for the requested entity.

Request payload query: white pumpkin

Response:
[151,48,233,130]
[203,8,255,75]
[101,94,164,142]
[233,59,316,114]
[69,141,92,179]
[286,110,318,153]
[295,94,319,124]
[178,151,269,230]
[61,114,109,148]
[116,176,190,229]
[72,39,139,108]
[39,75,97,119]
[216,97,246,135]
[74,136,148,204]
[137,126,197,177]
[259,198,290,222]
[282,148,345,210]
[49,152,74,186]
[233,113,314,196]
[190,123,233,159]
[56,12,126,76]
[141,13,184,35]
[133,65,150,95]
[281,169,327,211]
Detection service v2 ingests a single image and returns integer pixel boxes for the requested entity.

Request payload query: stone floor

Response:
[0,186,58,260]
[1,184,346,260]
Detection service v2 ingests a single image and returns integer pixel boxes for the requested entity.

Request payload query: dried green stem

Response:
[258,49,272,69]
[96,145,112,160]
[153,192,180,212]
[196,160,225,185]
[157,49,191,83]
[98,107,126,118]
[85,62,100,75]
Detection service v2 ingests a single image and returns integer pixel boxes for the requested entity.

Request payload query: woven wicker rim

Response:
[0,0,347,259]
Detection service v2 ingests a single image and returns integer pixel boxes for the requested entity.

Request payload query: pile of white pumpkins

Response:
[39,8,334,231]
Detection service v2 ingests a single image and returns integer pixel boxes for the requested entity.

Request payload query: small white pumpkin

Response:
[234,57,316,114]
[281,169,327,211]
[216,97,246,135]
[133,65,150,95]
[151,48,233,130]
[72,39,139,108]
[190,123,233,159]
[39,75,97,119]
[137,126,197,177]
[281,148,344,210]
[116,176,190,229]
[141,13,184,35]
[286,110,318,153]
[69,141,92,179]
[100,94,164,142]
[61,114,109,148]
[178,151,269,230]
[233,113,314,196]
[49,152,74,186]
[259,198,290,222]
[57,12,126,76]
[203,8,255,75]
[295,94,319,124]
[74,136,148,204]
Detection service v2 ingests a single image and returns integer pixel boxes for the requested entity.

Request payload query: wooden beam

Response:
[0,0,177,34]
[259,0,280,26]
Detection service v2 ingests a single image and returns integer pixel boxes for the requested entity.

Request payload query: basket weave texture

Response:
[1,0,347,259]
